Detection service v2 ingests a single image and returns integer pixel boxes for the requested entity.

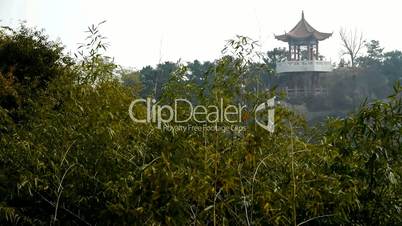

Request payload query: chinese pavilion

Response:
[275,11,333,96]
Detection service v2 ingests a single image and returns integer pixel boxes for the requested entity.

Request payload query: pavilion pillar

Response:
[311,45,314,60]
[316,43,319,60]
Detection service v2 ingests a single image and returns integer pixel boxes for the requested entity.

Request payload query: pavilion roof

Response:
[275,11,332,42]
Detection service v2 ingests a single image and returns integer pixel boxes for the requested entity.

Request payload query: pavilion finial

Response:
[302,10,304,19]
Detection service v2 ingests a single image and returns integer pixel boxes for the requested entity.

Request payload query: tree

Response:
[339,28,365,67]
[139,62,177,98]
[338,58,347,68]
[263,47,287,69]
[0,24,72,123]
[119,68,143,94]
[357,40,384,67]
[382,50,402,82]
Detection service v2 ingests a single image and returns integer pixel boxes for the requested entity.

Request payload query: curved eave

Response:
[274,32,332,42]
[274,34,289,42]
[314,32,332,41]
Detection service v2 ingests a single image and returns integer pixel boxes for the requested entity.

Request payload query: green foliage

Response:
[0,24,72,126]
[322,81,402,225]
[0,25,401,226]
[263,47,288,70]
[357,40,384,67]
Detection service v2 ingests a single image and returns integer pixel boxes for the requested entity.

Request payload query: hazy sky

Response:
[1,0,401,69]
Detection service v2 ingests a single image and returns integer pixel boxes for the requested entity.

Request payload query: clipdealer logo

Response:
[254,97,275,133]
[128,97,275,132]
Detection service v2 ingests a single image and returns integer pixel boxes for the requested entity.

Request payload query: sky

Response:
[1,0,401,69]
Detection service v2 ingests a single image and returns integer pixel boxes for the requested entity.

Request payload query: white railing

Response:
[276,60,333,73]
[282,87,328,97]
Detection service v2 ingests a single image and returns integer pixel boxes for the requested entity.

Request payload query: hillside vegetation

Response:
[0,25,401,225]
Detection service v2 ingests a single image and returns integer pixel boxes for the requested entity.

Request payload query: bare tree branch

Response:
[339,28,365,67]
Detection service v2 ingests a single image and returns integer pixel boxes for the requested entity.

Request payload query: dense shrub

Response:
[0,26,401,226]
